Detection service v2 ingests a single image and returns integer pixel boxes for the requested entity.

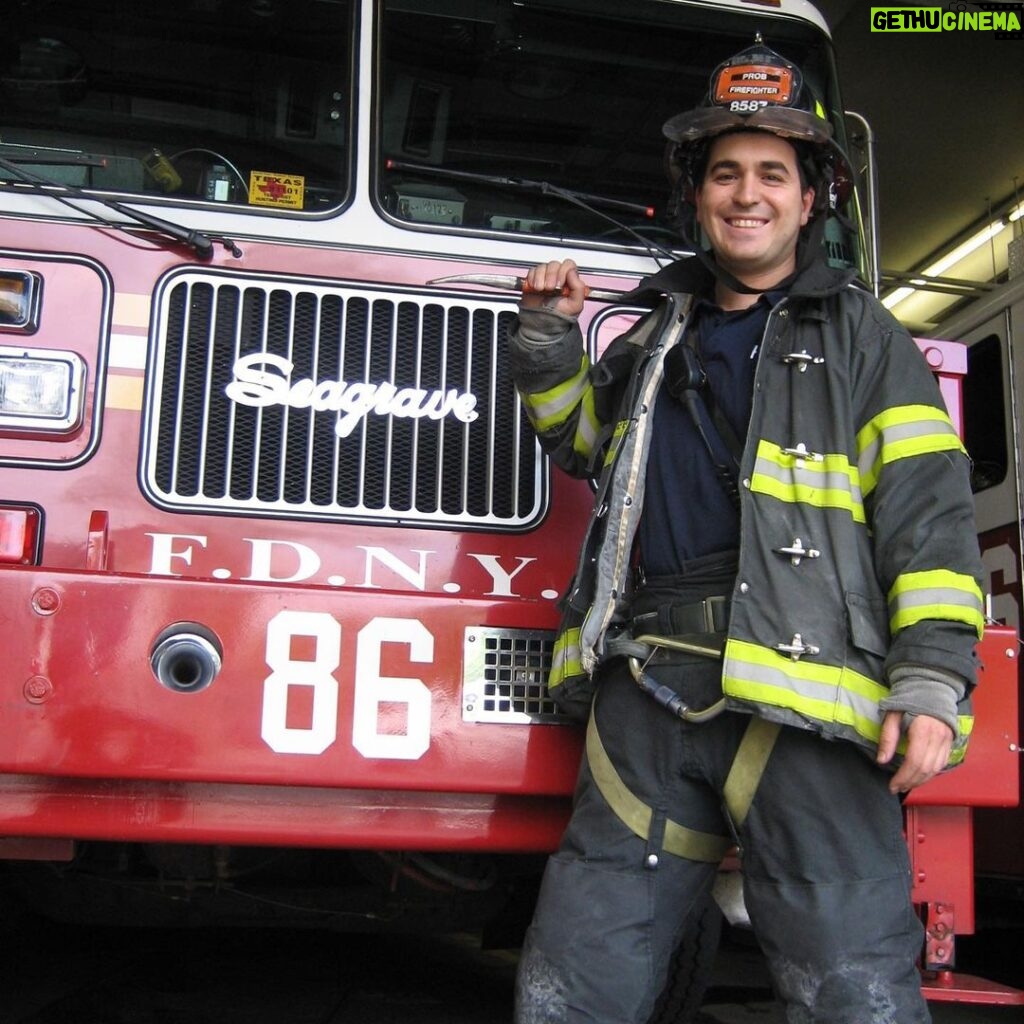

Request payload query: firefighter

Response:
[508,38,985,1024]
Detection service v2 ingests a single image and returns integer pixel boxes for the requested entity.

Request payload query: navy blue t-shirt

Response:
[638,296,774,577]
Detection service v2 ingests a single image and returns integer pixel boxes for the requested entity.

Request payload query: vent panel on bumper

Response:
[462,627,565,724]
[142,272,546,528]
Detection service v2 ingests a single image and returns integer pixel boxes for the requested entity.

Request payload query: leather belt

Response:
[632,594,731,636]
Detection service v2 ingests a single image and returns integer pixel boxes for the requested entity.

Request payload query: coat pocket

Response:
[845,591,890,659]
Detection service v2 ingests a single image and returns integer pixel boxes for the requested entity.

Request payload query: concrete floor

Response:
[3,915,1022,1022]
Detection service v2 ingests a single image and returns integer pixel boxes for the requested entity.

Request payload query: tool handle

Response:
[519,278,591,299]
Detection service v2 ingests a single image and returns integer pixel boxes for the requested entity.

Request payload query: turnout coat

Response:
[509,257,985,764]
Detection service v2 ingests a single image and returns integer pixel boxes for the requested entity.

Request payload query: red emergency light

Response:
[0,504,41,564]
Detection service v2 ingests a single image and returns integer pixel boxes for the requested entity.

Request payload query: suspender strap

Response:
[585,714,733,864]
[585,712,782,860]
[723,715,782,829]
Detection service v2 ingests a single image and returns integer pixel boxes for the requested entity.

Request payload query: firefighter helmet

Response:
[663,35,833,148]
[663,36,855,214]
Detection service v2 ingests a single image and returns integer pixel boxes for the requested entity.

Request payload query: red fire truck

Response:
[0,0,1020,1010]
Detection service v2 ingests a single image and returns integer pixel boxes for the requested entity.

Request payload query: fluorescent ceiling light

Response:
[883,214,1012,311]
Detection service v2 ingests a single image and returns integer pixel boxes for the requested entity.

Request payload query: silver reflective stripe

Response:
[888,571,985,635]
[551,629,583,685]
[579,297,693,672]
[750,447,865,521]
[753,454,863,497]
[723,639,886,745]
[891,587,983,617]
[573,392,600,456]
[523,360,592,430]
[857,405,963,495]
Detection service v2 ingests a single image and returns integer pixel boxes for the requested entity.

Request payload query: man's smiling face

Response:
[695,131,815,293]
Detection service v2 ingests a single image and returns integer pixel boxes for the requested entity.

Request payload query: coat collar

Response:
[622,254,860,308]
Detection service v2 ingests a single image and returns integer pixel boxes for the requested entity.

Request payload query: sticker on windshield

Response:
[249,171,305,209]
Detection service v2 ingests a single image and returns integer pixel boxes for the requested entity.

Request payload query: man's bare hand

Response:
[520,259,587,318]
[877,710,953,794]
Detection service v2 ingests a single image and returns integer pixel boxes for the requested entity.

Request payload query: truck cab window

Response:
[0,0,354,213]
[964,334,1009,492]
[376,0,853,258]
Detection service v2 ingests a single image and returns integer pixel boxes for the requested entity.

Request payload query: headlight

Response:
[0,347,86,434]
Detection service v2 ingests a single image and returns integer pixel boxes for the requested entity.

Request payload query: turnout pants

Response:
[515,652,929,1024]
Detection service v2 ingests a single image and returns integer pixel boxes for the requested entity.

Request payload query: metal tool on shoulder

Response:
[427,273,629,303]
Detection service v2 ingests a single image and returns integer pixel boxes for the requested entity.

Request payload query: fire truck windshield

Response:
[377,0,851,256]
[0,0,856,267]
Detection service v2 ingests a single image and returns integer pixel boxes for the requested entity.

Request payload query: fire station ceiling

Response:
[816,0,1024,330]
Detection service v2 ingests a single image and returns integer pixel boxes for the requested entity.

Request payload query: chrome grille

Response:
[141,271,546,528]
[462,627,566,725]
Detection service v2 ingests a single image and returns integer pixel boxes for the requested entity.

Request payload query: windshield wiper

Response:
[0,147,241,260]
[0,142,107,169]
[385,158,675,263]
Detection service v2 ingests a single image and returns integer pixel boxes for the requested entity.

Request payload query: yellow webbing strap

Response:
[585,714,733,863]
[722,716,782,829]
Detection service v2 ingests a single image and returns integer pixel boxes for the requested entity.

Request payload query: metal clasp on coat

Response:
[781,350,824,372]
[775,538,821,567]
[780,443,824,466]
[774,633,820,661]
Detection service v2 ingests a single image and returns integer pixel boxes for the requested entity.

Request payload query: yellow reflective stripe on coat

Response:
[723,638,973,767]
[889,569,985,639]
[857,404,965,496]
[723,639,887,746]
[949,715,973,765]
[521,356,600,458]
[602,419,630,469]
[749,440,866,522]
[570,389,600,458]
[521,356,592,432]
[549,627,583,689]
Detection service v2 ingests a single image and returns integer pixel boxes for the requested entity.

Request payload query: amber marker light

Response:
[0,270,41,332]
